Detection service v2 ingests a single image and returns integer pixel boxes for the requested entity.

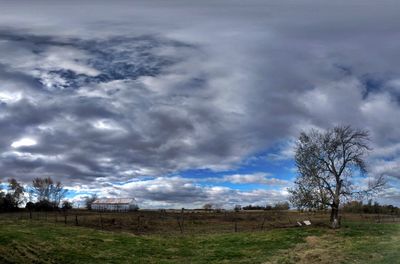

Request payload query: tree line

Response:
[240,202,290,211]
[342,200,400,215]
[201,202,290,212]
[0,177,71,212]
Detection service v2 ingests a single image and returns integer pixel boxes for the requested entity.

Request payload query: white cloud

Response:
[11,138,37,148]
[66,175,289,209]
[220,173,288,186]
[0,91,22,104]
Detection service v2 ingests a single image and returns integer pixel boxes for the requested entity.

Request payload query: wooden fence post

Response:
[177,216,183,233]
[234,211,238,232]
[181,208,185,233]
[100,213,104,230]
[260,216,266,230]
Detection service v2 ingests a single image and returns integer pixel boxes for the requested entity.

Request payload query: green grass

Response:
[0,219,398,263]
[339,222,400,264]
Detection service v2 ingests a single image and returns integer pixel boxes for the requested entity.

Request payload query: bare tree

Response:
[32,177,67,207]
[51,181,67,208]
[8,178,25,208]
[289,125,385,229]
[84,194,98,210]
[203,203,213,211]
[32,177,54,202]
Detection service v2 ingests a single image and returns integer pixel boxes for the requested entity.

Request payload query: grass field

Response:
[0,217,399,263]
[1,210,397,235]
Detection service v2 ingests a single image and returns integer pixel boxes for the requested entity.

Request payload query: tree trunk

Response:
[330,205,340,229]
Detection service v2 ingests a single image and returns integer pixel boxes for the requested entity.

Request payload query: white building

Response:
[91,198,138,212]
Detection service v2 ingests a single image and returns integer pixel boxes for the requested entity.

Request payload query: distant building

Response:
[91,198,138,212]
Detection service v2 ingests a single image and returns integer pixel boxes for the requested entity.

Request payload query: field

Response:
[0,211,399,263]
[2,209,398,235]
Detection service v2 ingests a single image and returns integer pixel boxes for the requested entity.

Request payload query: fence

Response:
[0,210,399,235]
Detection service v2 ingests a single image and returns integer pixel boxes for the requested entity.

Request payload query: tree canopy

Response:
[289,125,385,228]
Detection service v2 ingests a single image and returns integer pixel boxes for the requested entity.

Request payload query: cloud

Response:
[0,1,399,206]
[66,175,289,209]
[11,138,37,148]
[369,158,400,180]
[202,173,289,186]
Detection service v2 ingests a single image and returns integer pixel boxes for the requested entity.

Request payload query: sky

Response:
[0,0,399,208]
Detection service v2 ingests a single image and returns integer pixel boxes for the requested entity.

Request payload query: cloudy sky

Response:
[0,0,399,208]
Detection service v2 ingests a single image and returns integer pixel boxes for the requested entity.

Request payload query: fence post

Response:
[234,211,238,232]
[181,208,185,233]
[177,216,183,233]
[260,216,266,230]
[100,213,103,230]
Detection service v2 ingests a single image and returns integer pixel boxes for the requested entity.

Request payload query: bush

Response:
[61,201,73,211]
[25,202,35,211]
[34,200,57,211]
[0,194,16,212]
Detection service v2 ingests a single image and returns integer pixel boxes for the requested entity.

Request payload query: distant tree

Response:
[264,204,273,211]
[25,201,35,211]
[84,194,98,210]
[0,194,14,211]
[242,205,265,210]
[273,202,290,210]
[289,125,385,229]
[203,203,213,211]
[61,201,73,211]
[342,200,400,215]
[0,179,25,211]
[32,177,52,201]
[8,178,25,208]
[342,200,363,213]
[234,204,242,212]
[34,200,57,211]
[52,182,67,208]
[31,177,67,208]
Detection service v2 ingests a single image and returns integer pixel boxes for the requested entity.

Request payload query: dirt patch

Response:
[305,236,320,247]
[266,234,346,264]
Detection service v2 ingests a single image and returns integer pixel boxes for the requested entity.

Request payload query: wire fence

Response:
[1,210,399,235]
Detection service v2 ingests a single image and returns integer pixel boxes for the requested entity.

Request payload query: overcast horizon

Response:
[0,0,399,208]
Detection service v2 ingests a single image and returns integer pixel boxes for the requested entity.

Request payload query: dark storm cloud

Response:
[0,0,399,206]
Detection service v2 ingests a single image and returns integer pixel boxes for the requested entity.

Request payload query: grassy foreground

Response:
[0,220,398,264]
